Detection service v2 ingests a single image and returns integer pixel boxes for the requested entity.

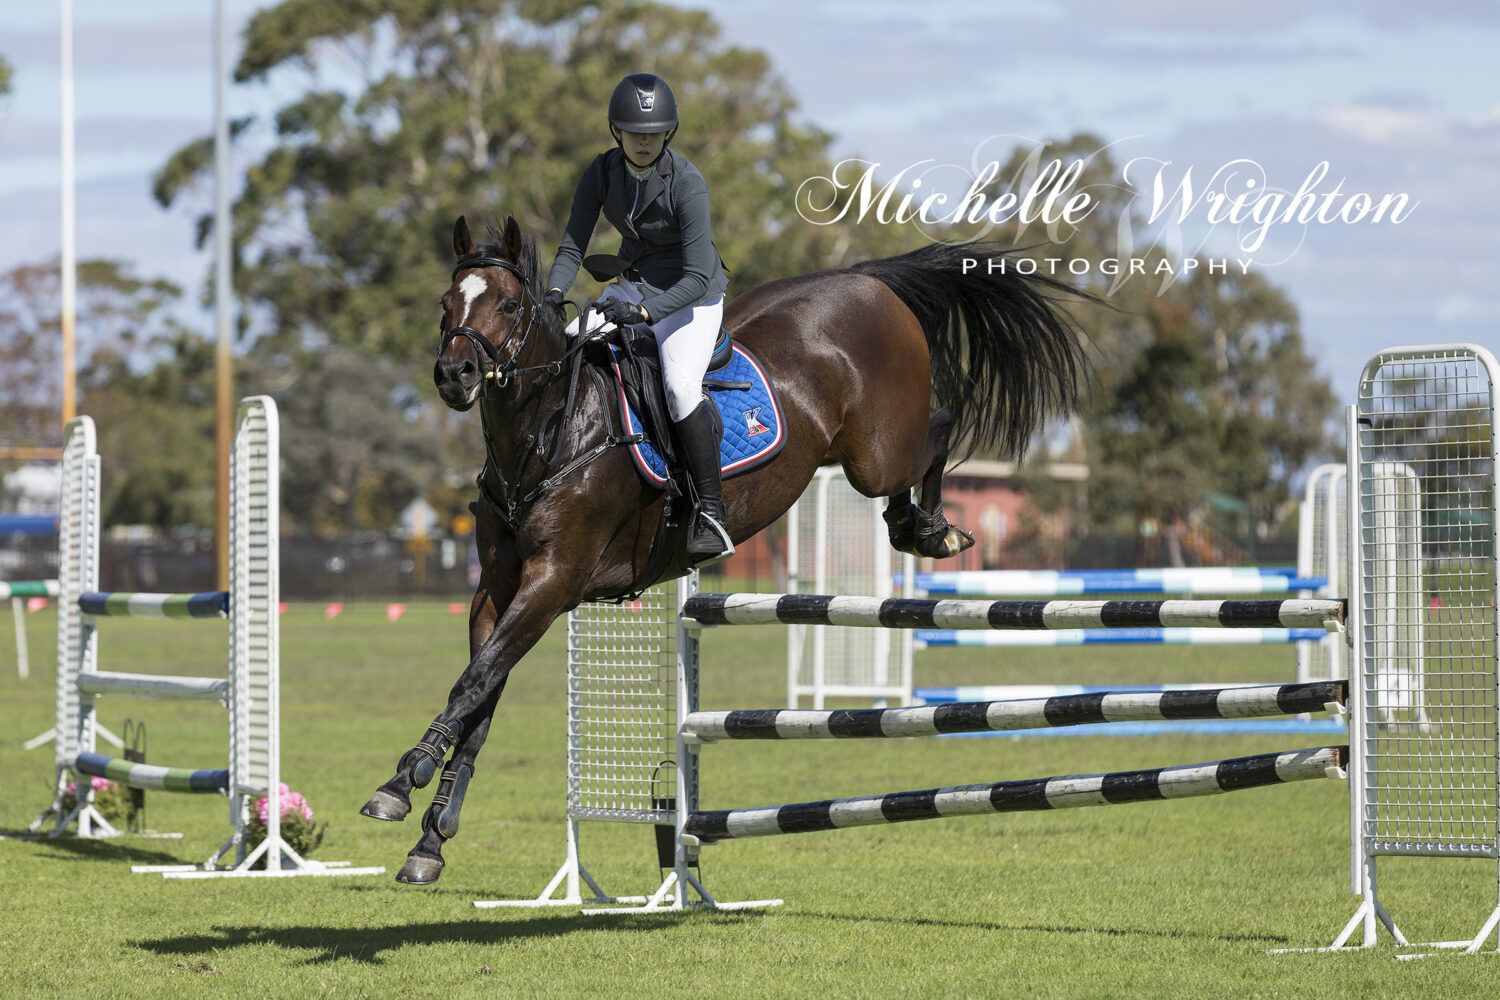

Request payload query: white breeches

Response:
[566,280,725,422]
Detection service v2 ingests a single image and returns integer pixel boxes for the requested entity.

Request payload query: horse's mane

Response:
[478,219,564,337]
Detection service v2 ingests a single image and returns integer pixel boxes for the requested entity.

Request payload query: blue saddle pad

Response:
[609,342,786,487]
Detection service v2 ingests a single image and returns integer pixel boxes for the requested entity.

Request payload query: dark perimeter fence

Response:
[3,522,1297,602]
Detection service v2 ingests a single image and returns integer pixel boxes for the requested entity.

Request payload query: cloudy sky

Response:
[0,0,1496,398]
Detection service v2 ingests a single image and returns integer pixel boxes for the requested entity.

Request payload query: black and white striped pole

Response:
[682,593,1346,632]
[682,680,1347,742]
[685,746,1348,842]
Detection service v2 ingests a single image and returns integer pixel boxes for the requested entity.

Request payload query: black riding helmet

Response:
[609,73,678,168]
[608,73,678,133]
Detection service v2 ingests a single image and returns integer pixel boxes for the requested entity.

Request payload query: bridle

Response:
[437,253,547,391]
[437,252,642,530]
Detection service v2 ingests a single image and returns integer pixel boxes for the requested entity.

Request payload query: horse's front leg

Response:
[359,581,512,824]
[394,686,504,883]
[390,557,586,884]
[393,587,512,882]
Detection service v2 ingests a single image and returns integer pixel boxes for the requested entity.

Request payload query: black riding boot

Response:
[673,399,735,565]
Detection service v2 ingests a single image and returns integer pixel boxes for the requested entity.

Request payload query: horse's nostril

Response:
[436,357,480,387]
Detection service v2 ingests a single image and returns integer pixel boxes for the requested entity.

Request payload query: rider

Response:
[544,72,733,565]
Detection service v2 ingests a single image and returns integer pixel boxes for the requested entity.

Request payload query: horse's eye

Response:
[501,299,519,315]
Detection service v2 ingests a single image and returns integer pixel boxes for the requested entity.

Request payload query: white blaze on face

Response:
[457,274,488,326]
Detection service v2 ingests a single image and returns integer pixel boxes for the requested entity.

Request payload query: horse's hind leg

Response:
[883,493,920,556]
[882,408,974,560]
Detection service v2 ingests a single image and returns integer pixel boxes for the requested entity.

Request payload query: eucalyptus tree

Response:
[152,0,884,367]
[150,1,908,533]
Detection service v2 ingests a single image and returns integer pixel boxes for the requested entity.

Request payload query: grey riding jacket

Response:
[546,148,728,322]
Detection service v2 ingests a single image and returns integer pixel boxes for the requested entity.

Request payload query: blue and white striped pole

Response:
[910,567,1327,596]
[78,591,228,619]
[913,627,1327,647]
[75,752,228,793]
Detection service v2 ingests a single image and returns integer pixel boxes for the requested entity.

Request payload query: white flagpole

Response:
[61,0,76,424]
[213,0,234,590]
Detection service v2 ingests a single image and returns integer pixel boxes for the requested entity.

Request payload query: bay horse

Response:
[360,215,1090,883]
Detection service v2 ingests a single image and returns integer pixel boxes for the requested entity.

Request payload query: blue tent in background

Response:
[0,513,58,536]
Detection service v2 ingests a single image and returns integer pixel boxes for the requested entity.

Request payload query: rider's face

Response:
[620,130,667,167]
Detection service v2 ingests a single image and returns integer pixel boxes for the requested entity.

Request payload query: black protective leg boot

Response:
[673,399,735,565]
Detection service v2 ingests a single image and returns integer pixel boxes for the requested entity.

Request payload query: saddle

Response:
[582,325,786,600]
[596,326,740,477]
[593,324,784,487]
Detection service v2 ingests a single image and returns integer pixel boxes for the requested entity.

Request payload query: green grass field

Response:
[3,601,1498,998]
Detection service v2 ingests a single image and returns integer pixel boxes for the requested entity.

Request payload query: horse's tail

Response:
[851,241,1092,462]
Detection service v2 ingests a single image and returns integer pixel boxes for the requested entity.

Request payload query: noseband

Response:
[438,253,543,390]
[438,250,635,532]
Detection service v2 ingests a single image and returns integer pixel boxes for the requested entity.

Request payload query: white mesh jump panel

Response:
[567,581,682,824]
[230,397,280,826]
[1355,347,1497,863]
[787,468,911,707]
[1324,344,1500,952]
[477,575,781,910]
[54,417,97,770]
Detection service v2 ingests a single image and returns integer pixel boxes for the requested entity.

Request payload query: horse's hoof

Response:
[395,853,444,884]
[915,522,975,559]
[946,526,975,556]
[359,789,411,822]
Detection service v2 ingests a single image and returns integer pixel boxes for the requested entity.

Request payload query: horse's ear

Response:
[502,216,524,263]
[453,216,474,259]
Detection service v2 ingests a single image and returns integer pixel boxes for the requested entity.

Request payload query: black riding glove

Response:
[542,288,566,323]
[600,298,649,328]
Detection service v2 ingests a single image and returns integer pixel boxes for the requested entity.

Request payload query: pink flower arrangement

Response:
[255,782,314,824]
[64,775,115,797]
[61,774,138,825]
[245,782,326,866]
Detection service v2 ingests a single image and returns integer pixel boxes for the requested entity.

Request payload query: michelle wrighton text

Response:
[795,149,1417,256]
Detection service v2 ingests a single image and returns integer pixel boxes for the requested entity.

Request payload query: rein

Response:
[439,253,641,529]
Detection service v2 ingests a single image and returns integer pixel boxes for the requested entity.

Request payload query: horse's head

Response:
[434,215,550,411]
